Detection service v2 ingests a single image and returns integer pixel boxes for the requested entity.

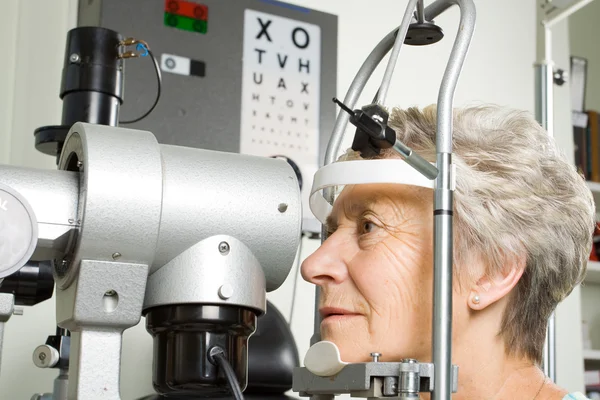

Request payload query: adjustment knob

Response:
[33,345,59,368]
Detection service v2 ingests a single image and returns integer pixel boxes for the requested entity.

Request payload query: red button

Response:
[164,0,208,20]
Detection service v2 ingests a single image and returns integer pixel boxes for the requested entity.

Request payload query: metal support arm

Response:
[56,260,148,400]
[294,360,459,398]
[0,293,15,379]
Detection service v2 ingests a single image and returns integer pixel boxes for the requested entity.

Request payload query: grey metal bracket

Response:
[293,361,458,399]
[0,293,14,379]
[56,260,149,400]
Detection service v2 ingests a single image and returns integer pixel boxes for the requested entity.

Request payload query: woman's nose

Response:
[301,231,349,286]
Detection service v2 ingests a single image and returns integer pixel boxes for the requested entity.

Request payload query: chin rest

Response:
[139,301,300,399]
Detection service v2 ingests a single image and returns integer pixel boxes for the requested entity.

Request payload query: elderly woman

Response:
[301,105,595,399]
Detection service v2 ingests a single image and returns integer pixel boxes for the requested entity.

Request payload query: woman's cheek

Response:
[351,244,417,313]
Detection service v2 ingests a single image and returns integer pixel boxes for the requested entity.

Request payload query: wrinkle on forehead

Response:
[326,184,432,227]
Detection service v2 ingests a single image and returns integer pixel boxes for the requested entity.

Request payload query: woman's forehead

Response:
[330,184,431,219]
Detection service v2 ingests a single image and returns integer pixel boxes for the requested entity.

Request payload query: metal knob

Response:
[33,345,59,368]
[399,358,420,398]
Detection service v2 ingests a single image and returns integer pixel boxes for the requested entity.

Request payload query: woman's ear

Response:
[468,255,526,311]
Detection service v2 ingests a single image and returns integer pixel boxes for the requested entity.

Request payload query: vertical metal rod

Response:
[375,0,419,105]
[543,313,557,380]
[53,369,69,400]
[417,0,426,23]
[544,27,553,67]
[432,2,476,400]
[535,56,556,383]
[534,62,554,137]
[433,152,454,400]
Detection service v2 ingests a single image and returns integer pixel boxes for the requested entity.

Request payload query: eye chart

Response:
[240,9,321,223]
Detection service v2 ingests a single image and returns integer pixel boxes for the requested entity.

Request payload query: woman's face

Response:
[301,183,435,363]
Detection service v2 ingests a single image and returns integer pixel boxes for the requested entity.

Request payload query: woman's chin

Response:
[320,320,372,363]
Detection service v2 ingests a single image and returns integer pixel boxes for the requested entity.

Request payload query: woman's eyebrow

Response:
[326,196,383,229]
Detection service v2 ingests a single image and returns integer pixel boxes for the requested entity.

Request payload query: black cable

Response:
[210,348,244,400]
[120,49,162,124]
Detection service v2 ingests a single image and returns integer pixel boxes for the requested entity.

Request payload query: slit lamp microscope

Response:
[0,0,477,399]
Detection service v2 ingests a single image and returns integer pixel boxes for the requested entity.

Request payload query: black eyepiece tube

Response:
[34,26,125,160]
[60,26,125,127]
[0,261,54,306]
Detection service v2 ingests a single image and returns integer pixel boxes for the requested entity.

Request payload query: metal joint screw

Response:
[278,203,288,213]
[76,160,83,168]
[218,284,233,299]
[372,114,384,123]
[55,259,69,276]
[370,352,382,362]
[218,242,230,254]
[112,252,121,260]
[69,53,80,63]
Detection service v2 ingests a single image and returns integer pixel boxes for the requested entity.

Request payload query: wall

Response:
[569,0,600,112]
[0,0,584,399]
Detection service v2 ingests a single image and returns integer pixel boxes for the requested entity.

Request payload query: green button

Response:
[164,12,207,34]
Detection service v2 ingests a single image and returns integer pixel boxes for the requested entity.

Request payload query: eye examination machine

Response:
[0,0,584,399]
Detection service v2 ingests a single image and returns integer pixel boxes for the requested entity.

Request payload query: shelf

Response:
[584,349,600,361]
[586,262,600,284]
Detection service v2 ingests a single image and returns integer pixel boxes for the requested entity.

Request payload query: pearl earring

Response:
[472,294,480,304]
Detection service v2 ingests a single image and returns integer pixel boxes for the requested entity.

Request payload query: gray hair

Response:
[340,104,595,363]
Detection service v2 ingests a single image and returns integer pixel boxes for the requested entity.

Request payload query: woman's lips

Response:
[320,307,362,322]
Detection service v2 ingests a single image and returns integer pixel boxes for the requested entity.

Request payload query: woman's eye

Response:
[361,221,376,234]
